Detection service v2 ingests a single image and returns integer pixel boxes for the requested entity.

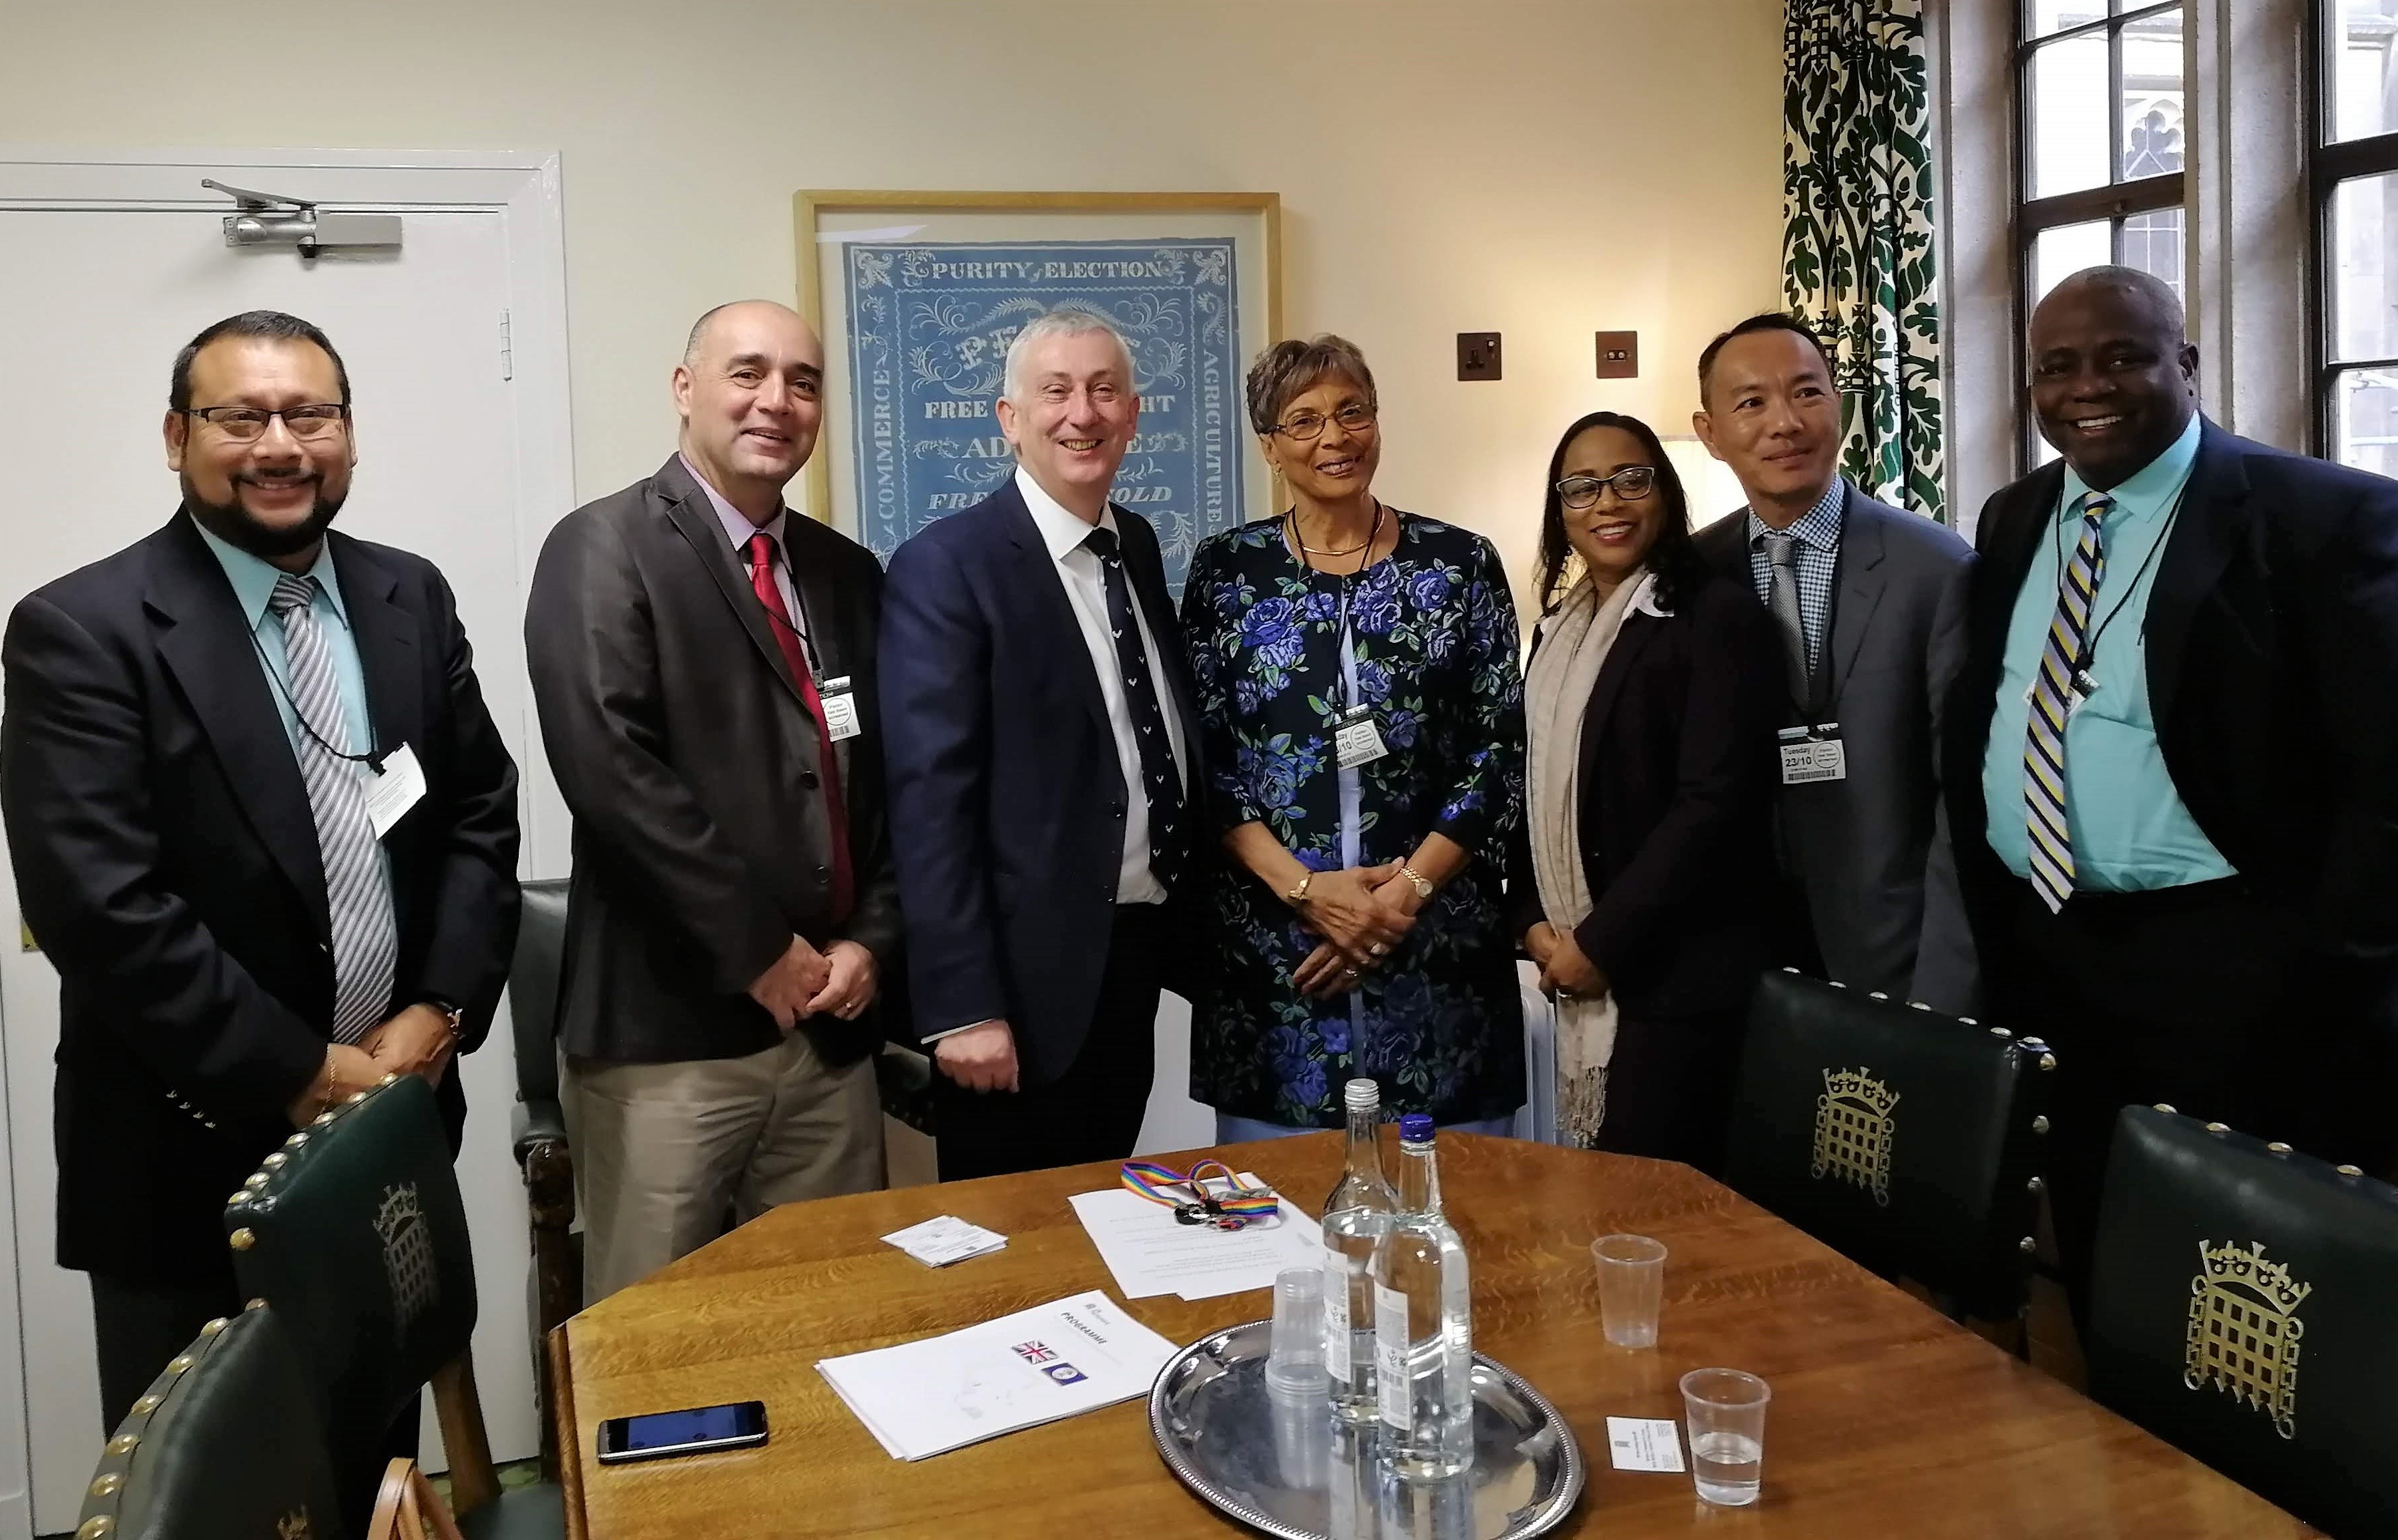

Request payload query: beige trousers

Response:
[566,1031,885,1305]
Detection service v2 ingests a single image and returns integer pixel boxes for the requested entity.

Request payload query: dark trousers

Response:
[89,1272,243,1429]
[1984,876,2398,1324]
[90,1271,422,1531]
[1588,1004,1750,1177]
[934,903,1165,1181]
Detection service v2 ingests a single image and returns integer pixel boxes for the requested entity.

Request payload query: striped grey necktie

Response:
[1762,531,1810,704]
[268,574,396,1043]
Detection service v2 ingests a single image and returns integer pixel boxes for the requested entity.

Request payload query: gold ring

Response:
[1343,967,1360,979]
[1370,943,1389,957]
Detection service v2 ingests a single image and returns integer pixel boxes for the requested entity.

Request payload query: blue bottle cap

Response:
[1399,1113,1435,1143]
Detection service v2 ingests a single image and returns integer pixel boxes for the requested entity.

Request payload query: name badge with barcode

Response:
[1333,710,1389,770]
[818,675,862,742]
[1778,728,1847,784]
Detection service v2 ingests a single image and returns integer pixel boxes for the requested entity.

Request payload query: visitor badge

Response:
[1777,724,1847,786]
[1333,706,1388,770]
[818,675,862,742]
[362,742,427,838]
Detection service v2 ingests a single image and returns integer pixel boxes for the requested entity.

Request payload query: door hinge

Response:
[499,310,514,382]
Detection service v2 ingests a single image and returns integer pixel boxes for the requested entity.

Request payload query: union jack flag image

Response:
[1011,1341,1059,1364]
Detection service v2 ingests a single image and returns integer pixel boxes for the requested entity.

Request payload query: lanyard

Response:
[246,627,383,771]
[1286,500,1387,712]
[1120,1159,1280,1229]
[2050,483,2187,672]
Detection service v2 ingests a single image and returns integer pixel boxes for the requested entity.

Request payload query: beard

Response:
[182,470,348,561]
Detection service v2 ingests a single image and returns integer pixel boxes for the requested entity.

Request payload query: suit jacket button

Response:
[813,863,829,880]
[801,770,820,790]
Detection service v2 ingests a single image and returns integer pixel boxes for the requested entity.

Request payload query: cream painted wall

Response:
[2,0,1784,605]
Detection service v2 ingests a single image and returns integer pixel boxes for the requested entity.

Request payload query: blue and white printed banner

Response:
[843,238,1245,594]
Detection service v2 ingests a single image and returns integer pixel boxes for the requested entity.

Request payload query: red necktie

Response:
[746,532,854,923]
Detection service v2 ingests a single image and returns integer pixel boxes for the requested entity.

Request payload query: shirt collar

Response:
[1015,465,1118,561]
[1746,477,1847,555]
[680,453,787,554]
[189,511,350,633]
[2060,413,2202,523]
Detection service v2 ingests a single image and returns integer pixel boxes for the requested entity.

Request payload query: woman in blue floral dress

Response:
[1180,336,1527,1136]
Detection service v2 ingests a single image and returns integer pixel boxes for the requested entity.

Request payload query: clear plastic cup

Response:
[1265,1266,1329,1396]
[1592,1234,1668,1349]
[1680,1367,1770,1506]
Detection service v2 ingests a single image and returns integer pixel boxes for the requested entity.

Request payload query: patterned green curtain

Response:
[1783,0,1945,523]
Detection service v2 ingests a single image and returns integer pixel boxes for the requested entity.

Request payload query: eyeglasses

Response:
[1270,403,1377,441]
[1556,466,1658,509]
[180,404,350,442]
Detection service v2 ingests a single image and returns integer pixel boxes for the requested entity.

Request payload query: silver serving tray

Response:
[1149,1320,1584,1540]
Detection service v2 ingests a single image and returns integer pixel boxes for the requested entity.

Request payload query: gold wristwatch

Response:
[1285,870,1316,906]
[1398,864,1435,901]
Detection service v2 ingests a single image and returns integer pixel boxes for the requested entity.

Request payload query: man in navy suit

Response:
[880,308,1202,1180]
[1949,266,2398,1303]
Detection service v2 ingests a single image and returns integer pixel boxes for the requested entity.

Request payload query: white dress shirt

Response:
[1015,465,1191,905]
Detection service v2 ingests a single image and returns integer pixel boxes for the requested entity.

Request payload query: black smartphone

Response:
[595,1400,769,1464]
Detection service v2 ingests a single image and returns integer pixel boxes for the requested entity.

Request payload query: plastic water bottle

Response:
[1321,1079,1397,1423]
[1370,1113,1473,1477]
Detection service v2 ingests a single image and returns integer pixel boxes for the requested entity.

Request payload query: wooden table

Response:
[549,1134,2312,1538]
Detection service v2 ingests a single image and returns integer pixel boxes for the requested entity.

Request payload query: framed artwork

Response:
[796,190,1282,593]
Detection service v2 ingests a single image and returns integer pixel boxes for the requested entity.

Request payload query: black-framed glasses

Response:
[1270,403,1377,441]
[180,404,350,442]
[1556,466,1658,509]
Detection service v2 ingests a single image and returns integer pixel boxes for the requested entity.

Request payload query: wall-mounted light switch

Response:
[1595,331,1638,379]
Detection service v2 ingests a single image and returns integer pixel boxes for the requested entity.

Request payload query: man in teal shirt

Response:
[1948,268,2398,1316]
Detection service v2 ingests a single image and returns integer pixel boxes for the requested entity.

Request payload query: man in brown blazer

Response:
[525,301,897,1302]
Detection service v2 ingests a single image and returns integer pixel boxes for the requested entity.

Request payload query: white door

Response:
[0,156,570,1537]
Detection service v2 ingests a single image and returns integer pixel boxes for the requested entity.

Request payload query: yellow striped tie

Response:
[2024,492,2111,913]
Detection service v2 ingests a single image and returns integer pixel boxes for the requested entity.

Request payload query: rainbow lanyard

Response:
[1120,1158,1280,1230]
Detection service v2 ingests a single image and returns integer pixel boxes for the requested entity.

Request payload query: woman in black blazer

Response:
[1508,411,1782,1171]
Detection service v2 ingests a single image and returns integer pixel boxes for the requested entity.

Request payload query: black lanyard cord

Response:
[2050,484,2187,672]
[246,627,384,771]
[1286,500,1387,713]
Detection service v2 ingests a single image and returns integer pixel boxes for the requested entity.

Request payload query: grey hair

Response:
[1001,308,1138,403]
[1245,335,1377,436]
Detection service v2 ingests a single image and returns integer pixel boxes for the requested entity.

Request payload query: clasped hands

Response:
[748,935,879,1031]
[283,1001,459,1128]
[1291,861,1423,999]
[1524,921,1609,1001]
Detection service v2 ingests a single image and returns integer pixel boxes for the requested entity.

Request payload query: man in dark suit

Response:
[881,308,1202,1180]
[526,300,897,1304]
[1692,313,1979,1014]
[1949,266,2398,1304]
[0,310,520,1431]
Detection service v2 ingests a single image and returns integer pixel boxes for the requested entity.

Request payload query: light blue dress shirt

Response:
[1981,414,2234,892]
[192,515,377,763]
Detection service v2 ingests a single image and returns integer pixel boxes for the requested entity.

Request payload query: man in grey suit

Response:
[525,301,897,1302]
[1691,313,1978,1013]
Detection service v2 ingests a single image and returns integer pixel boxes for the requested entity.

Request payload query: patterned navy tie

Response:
[1082,526,1185,890]
[268,574,396,1041]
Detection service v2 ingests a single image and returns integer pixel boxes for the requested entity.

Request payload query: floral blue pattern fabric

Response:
[1180,513,1527,1126]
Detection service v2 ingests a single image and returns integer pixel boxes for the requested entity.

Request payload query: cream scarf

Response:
[1525,567,1657,1148]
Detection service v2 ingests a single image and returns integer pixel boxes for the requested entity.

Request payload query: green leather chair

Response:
[73,1306,341,1540]
[227,1073,563,1539]
[2086,1105,2398,1540]
[506,877,576,1479]
[1724,969,2056,1322]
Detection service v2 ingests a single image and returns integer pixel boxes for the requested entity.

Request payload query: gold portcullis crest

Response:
[2186,1240,2309,1439]
[1811,1067,1897,1206]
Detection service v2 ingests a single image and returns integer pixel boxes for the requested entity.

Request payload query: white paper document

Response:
[1067,1174,1324,1302]
[1607,1416,1686,1473]
[881,1214,1007,1267]
[816,1290,1177,1461]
